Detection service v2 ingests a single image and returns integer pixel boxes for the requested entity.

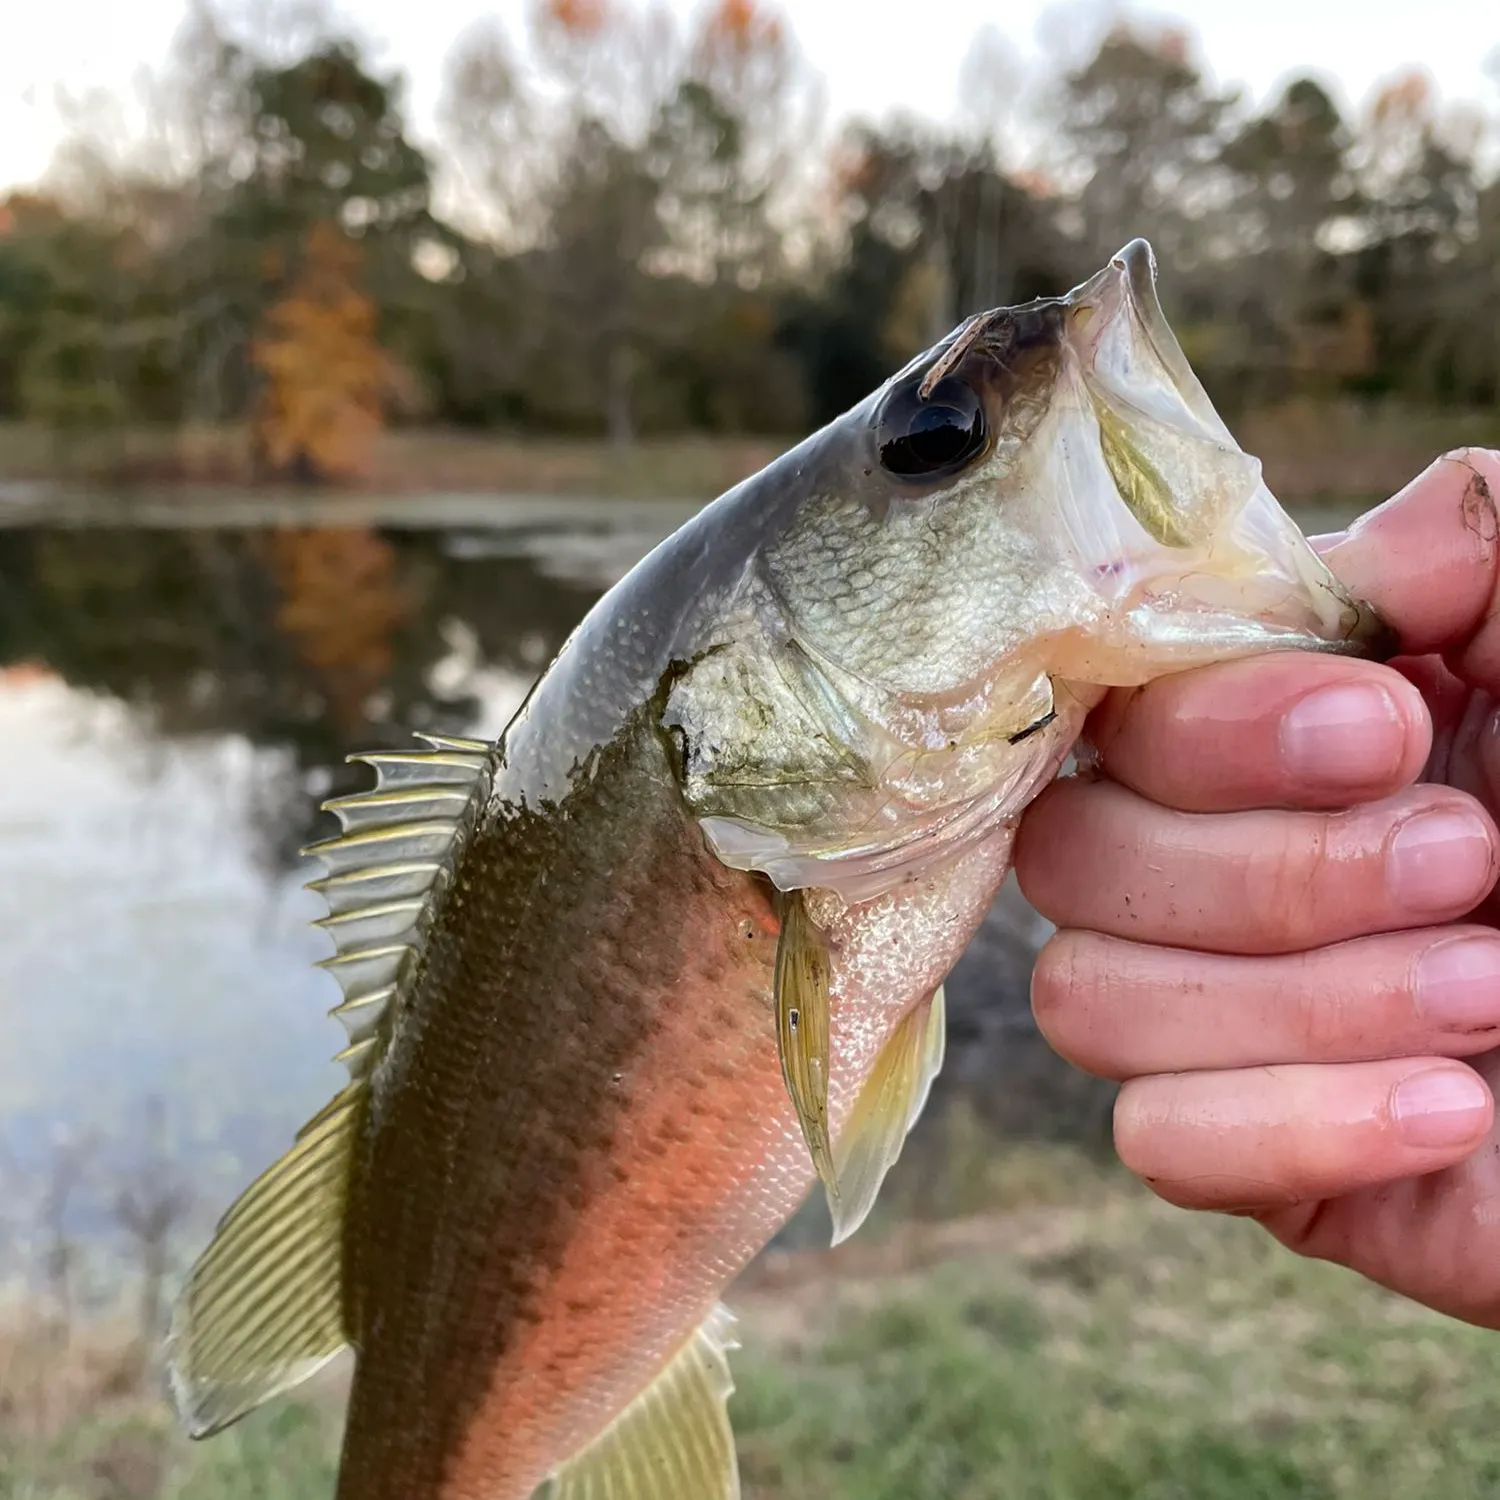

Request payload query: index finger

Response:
[1087,651,1430,814]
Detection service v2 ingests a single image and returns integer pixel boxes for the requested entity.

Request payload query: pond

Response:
[0,489,1099,1283]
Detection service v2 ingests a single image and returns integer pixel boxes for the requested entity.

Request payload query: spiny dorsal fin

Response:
[538,1306,741,1500]
[307,733,490,1078]
[165,732,492,1436]
[828,984,946,1246]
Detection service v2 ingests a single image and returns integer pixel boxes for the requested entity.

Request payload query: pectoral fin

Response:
[828,985,947,1246]
[538,1306,740,1500]
[773,888,837,1197]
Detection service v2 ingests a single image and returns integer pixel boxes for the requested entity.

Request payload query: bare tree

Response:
[113,1098,192,1379]
[437,19,544,248]
[37,1128,95,1345]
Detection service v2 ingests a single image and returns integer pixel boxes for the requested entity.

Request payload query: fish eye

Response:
[875,376,987,480]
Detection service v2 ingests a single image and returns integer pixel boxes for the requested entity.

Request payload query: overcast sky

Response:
[1,0,1496,194]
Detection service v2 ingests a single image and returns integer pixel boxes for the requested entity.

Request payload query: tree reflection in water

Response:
[0,520,607,867]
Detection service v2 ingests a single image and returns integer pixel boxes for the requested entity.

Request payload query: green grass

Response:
[7,1156,1500,1499]
[0,1403,340,1500]
[735,1188,1500,1499]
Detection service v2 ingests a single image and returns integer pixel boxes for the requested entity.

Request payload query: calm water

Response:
[0,491,1089,1283]
[0,496,707,1267]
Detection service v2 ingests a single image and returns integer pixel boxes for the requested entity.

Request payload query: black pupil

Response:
[877,378,985,478]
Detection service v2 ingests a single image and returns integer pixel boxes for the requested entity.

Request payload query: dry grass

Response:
[1244,398,1500,510]
[0,422,786,501]
[2,399,1495,513]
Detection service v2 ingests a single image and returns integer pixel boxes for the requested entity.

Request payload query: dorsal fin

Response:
[308,733,490,1080]
[537,1306,741,1500]
[165,732,491,1437]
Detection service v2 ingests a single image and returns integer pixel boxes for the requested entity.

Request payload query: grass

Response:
[1,397,1496,515]
[734,1182,1500,1500]
[0,421,787,502]
[6,1141,1500,1499]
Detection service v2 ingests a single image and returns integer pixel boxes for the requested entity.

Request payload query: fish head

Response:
[761,237,1386,701]
[666,240,1388,896]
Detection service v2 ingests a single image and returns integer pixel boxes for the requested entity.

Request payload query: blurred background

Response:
[2,1,1500,1495]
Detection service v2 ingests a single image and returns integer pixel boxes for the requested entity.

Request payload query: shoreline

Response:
[2,398,1497,535]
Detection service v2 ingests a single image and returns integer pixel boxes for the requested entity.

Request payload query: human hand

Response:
[1014,448,1500,1328]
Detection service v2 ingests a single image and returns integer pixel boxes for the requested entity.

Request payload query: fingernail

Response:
[1415,936,1500,1030]
[1387,809,1496,914]
[1280,683,1404,789]
[1393,1067,1491,1148]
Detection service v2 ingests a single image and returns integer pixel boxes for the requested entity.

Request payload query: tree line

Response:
[0,0,1496,481]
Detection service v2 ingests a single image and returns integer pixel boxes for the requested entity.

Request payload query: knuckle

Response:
[1246,815,1335,949]
[1292,952,1347,1056]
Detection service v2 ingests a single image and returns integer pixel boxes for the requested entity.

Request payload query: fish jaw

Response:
[992,240,1391,687]
[669,239,1392,896]
[1019,436,1392,688]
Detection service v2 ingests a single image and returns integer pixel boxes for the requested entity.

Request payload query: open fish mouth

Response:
[1040,241,1394,674]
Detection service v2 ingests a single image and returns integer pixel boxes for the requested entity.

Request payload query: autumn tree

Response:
[780,121,1071,425]
[1210,79,1370,398]
[673,0,812,281]
[432,0,812,441]
[1350,70,1491,401]
[109,24,434,431]
[250,222,390,481]
[438,19,541,250]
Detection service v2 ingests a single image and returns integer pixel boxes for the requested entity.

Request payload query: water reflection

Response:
[0,513,665,866]
[0,677,333,1233]
[0,498,1110,1272]
[0,504,694,1263]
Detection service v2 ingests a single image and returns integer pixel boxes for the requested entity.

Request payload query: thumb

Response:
[1314,449,1500,681]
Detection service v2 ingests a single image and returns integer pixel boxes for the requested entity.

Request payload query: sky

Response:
[0,0,1496,194]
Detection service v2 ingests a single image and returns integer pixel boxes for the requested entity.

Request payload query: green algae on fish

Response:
[166,240,1386,1500]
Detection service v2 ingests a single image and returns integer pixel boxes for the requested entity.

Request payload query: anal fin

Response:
[538,1306,741,1500]
[828,984,947,1246]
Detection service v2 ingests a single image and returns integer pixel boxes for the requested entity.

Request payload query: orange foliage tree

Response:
[540,0,610,36]
[692,0,793,138]
[699,0,784,65]
[251,223,390,484]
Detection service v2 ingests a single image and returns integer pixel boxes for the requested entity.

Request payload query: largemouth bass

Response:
[167,241,1386,1499]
